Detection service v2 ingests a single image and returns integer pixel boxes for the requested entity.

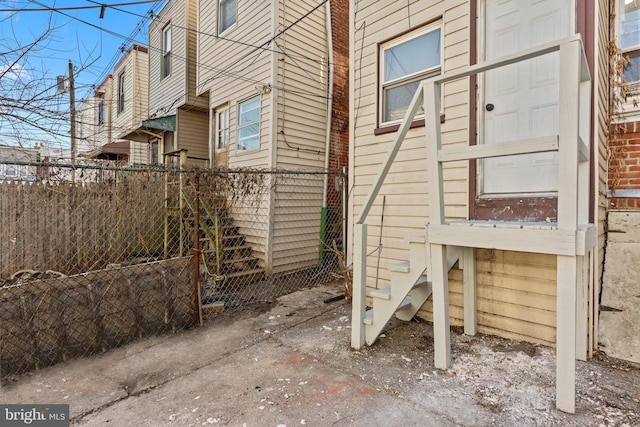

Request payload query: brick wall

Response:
[609,121,640,208]
[326,0,349,209]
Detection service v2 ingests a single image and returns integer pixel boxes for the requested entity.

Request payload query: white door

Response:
[481,0,573,195]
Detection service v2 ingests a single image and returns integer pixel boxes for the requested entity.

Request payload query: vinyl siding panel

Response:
[77,97,98,154]
[274,0,329,170]
[130,141,151,164]
[271,174,326,274]
[350,0,600,347]
[149,0,189,117]
[176,108,209,166]
[112,47,149,139]
[269,1,331,275]
[593,0,610,349]
[197,0,272,169]
[93,78,113,150]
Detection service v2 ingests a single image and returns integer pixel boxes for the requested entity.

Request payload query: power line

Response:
[0,1,158,13]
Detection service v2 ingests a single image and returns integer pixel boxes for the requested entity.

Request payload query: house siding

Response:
[197,0,274,271]
[197,0,272,169]
[593,0,610,351]
[350,0,605,347]
[269,0,332,273]
[176,109,209,166]
[77,97,98,154]
[149,0,188,118]
[112,46,149,139]
[94,77,113,151]
[130,141,151,164]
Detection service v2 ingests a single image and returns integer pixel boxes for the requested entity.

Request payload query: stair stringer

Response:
[396,245,463,321]
[363,236,428,345]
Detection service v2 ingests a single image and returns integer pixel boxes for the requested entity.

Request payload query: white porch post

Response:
[555,38,582,415]
[351,223,367,349]
[463,247,477,336]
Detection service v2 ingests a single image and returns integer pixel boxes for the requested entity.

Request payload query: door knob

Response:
[485,103,495,111]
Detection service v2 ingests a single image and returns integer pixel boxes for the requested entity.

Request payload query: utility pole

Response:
[68,60,77,183]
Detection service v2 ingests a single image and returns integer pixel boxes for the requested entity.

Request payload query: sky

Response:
[0,0,165,149]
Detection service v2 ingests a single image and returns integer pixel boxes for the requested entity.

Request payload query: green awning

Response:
[142,115,176,132]
[118,115,176,143]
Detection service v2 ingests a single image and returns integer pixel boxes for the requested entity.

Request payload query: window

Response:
[620,0,640,105]
[379,24,441,124]
[162,24,172,79]
[215,106,230,149]
[218,0,237,35]
[98,99,105,125]
[150,141,159,164]
[238,97,260,151]
[117,72,125,114]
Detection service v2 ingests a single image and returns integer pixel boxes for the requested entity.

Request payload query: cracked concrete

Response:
[1,282,639,426]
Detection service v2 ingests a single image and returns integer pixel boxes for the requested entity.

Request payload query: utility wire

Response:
[0,0,158,12]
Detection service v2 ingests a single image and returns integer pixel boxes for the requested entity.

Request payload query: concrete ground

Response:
[1,282,639,426]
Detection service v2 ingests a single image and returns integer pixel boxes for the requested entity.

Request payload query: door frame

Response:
[468,0,594,222]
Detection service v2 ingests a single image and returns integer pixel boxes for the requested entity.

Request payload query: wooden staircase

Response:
[183,192,265,303]
[162,151,265,308]
[351,36,594,414]
[362,235,462,345]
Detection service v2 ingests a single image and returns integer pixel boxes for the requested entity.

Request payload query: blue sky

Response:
[0,0,165,148]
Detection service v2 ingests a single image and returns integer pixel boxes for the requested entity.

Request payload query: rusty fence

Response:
[0,160,347,379]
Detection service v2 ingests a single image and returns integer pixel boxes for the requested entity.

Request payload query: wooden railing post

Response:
[351,223,367,349]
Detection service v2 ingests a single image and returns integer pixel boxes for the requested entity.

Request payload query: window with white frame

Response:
[379,23,442,124]
[162,24,172,79]
[620,0,640,107]
[215,105,230,149]
[218,0,237,35]
[237,96,260,151]
[117,72,125,114]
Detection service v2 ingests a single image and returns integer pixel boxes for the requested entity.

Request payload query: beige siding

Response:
[176,109,209,166]
[269,0,332,274]
[149,0,206,117]
[184,0,207,109]
[77,97,98,154]
[197,0,272,169]
[351,0,470,297]
[272,178,324,274]
[130,141,151,164]
[275,0,329,170]
[112,47,149,139]
[94,77,113,150]
[593,0,610,349]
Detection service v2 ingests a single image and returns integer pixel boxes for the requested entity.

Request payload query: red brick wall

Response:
[609,121,640,208]
[327,0,349,207]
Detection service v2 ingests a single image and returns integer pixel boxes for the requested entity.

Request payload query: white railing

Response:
[351,35,591,365]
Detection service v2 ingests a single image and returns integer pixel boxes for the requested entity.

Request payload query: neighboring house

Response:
[599,0,640,365]
[112,44,150,165]
[192,0,348,275]
[0,145,39,181]
[77,75,129,164]
[123,0,209,167]
[171,0,347,276]
[80,45,150,165]
[77,75,120,161]
[348,0,608,414]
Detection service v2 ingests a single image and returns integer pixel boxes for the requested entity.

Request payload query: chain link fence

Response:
[0,159,346,380]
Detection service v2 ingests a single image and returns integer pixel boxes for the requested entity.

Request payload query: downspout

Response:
[320,0,334,262]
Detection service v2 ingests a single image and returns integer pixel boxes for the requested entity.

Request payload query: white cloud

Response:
[0,62,30,80]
